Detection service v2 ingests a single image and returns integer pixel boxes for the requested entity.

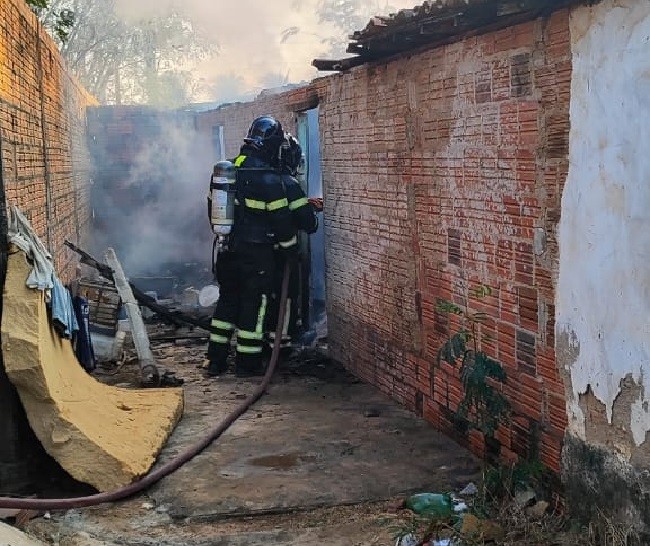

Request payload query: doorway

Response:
[296,108,326,340]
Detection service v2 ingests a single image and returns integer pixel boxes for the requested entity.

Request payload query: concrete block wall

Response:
[195,11,572,472]
[0,0,95,281]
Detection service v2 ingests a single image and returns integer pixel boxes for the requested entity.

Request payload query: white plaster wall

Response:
[558,0,650,448]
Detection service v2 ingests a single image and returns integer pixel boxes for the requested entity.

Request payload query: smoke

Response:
[91,112,215,278]
[111,0,417,104]
[89,0,419,279]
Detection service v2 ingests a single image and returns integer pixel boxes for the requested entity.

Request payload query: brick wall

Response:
[0,0,95,493]
[0,0,95,280]
[195,86,320,160]
[195,11,571,472]
[322,11,571,471]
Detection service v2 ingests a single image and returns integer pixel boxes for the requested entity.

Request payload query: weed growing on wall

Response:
[436,285,509,437]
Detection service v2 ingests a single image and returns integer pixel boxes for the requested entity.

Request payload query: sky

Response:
[113,0,418,104]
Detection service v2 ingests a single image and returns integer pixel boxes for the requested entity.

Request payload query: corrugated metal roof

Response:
[313,0,581,71]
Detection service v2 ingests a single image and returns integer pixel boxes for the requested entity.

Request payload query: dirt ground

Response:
[24,330,482,545]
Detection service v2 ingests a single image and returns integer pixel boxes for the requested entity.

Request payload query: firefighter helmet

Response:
[244,116,284,152]
[280,134,304,176]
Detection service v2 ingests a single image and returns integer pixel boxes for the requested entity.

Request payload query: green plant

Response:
[436,285,509,437]
[480,459,546,507]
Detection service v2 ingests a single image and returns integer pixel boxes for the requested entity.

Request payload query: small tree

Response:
[436,285,509,437]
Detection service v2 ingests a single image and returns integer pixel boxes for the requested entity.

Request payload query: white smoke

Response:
[91,113,215,277]
[90,0,419,278]
[112,0,418,103]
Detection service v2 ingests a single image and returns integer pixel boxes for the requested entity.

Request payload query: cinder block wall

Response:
[195,10,571,472]
[0,0,95,280]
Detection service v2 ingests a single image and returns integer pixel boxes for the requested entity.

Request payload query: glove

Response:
[308,197,323,212]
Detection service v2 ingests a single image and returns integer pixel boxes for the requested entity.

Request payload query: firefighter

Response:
[266,134,320,353]
[207,116,297,378]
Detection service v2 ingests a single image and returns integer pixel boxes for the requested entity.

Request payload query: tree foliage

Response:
[27,0,216,106]
[26,0,75,41]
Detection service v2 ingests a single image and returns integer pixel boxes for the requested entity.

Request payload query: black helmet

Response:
[244,116,284,152]
[280,134,304,176]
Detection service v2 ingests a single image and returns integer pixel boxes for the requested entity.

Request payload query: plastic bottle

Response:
[403,493,453,518]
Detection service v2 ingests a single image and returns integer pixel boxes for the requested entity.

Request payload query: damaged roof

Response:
[313,0,581,71]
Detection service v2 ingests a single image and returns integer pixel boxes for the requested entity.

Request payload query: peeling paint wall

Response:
[558,0,650,451]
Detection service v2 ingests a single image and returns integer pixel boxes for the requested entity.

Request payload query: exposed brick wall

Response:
[194,11,572,472]
[322,11,571,472]
[0,0,95,281]
[195,86,320,160]
[0,0,95,493]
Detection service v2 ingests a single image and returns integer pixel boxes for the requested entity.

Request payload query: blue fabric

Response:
[51,275,79,339]
[73,296,96,372]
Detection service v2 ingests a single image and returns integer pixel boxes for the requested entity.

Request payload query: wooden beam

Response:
[104,248,159,386]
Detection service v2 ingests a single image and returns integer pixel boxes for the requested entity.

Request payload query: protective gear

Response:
[280,134,304,177]
[208,245,274,376]
[283,174,318,236]
[207,142,298,376]
[243,116,284,157]
[265,135,319,353]
[266,256,300,351]
[230,152,297,249]
[208,161,236,236]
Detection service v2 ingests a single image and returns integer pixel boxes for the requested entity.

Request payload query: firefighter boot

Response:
[206,345,229,377]
[234,353,266,378]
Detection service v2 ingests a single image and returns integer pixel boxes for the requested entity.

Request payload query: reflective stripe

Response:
[210,333,230,344]
[234,155,247,167]
[244,198,266,210]
[267,198,289,211]
[289,197,309,211]
[278,236,297,248]
[256,295,268,334]
[236,345,263,354]
[212,319,235,330]
[238,330,264,341]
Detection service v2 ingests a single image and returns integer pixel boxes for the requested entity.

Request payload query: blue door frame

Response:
[296,108,326,332]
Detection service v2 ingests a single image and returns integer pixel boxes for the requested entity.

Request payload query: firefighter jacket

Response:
[231,152,297,250]
[281,174,318,235]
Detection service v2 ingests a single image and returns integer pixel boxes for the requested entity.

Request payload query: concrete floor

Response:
[28,340,481,545]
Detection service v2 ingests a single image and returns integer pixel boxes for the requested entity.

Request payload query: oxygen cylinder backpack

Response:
[208,160,236,236]
[208,161,236,276]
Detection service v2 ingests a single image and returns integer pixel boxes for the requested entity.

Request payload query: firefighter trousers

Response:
[208,244,275,373]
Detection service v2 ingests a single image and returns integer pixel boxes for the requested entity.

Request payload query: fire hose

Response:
[0,261,292,511]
